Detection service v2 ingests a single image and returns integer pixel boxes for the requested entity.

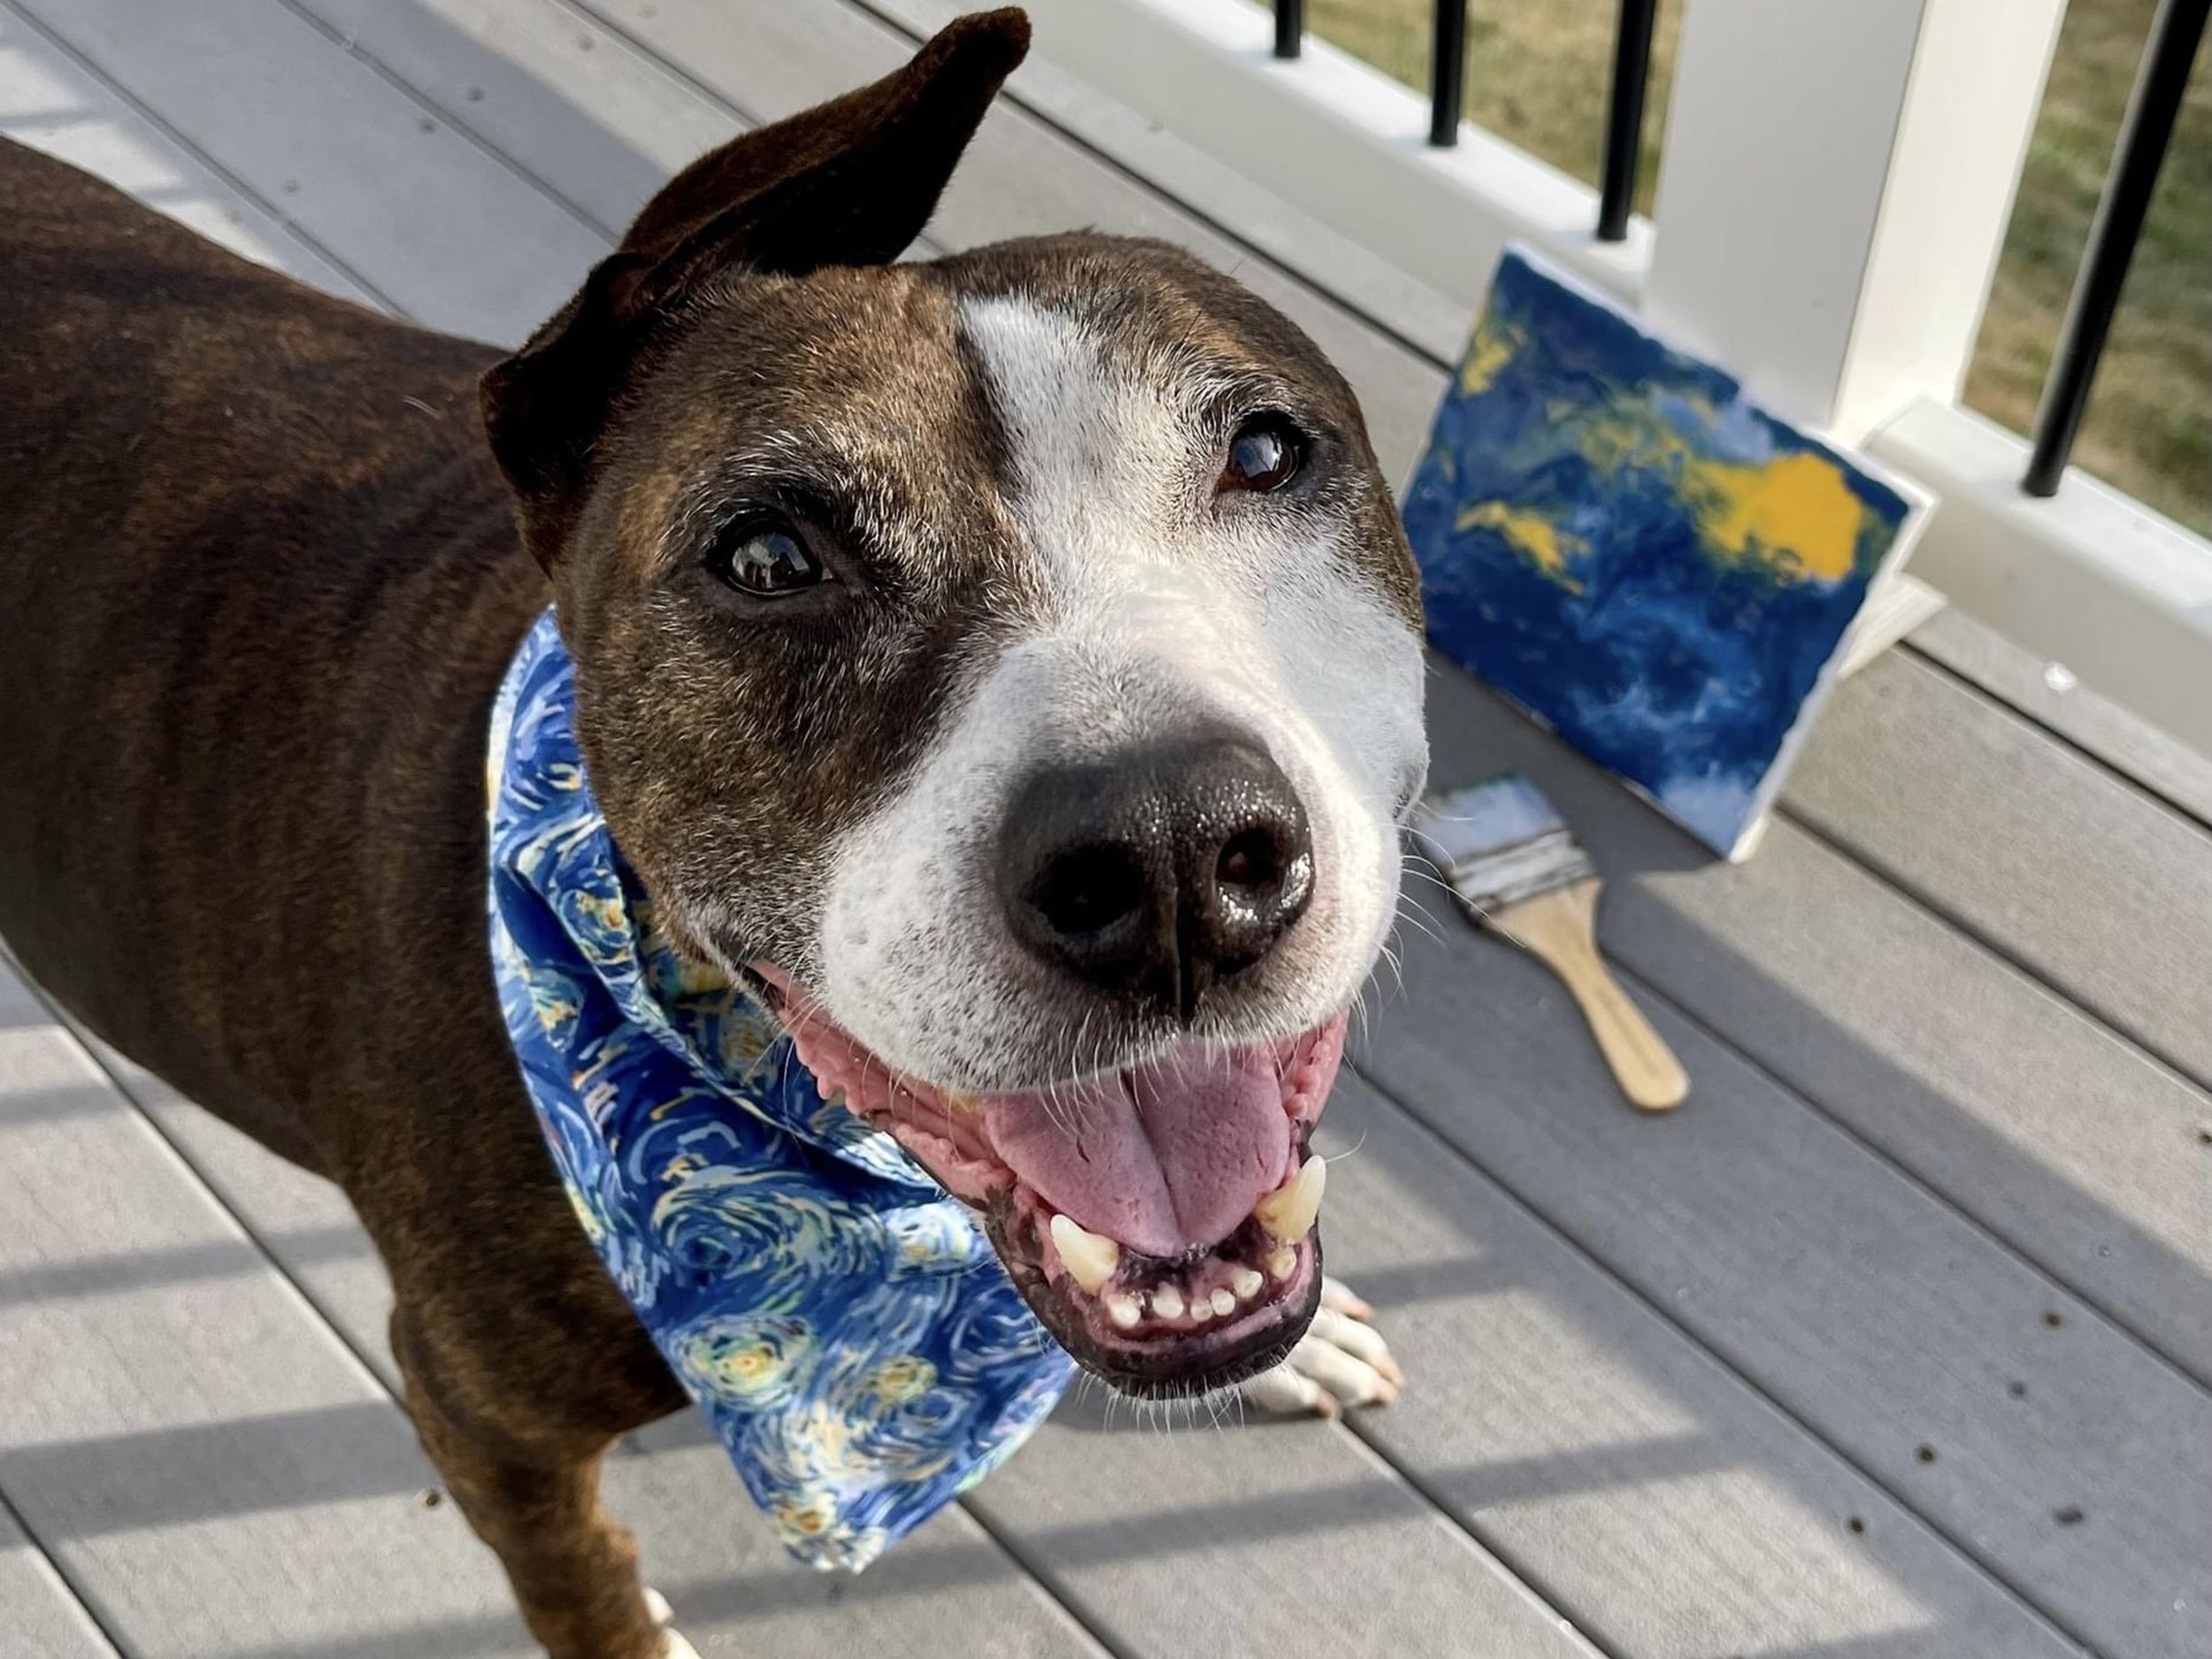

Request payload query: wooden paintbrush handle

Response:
[1490,879,1688,1111]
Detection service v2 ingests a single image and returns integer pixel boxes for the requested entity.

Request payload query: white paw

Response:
[1238,1277,1403,1417]
[644,1588,700,1659]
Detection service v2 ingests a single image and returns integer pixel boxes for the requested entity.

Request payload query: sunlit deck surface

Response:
[4,3,2209,1655]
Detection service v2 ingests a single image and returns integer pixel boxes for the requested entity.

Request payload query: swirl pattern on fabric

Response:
[487,609,1072,1571]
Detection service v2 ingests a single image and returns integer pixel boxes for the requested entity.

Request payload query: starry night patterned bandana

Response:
[486,609,1074,1571]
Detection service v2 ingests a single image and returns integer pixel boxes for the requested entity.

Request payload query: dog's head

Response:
[482,10,1426,1395]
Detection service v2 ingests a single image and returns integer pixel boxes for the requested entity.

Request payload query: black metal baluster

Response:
[1273,0,1304,61]
[1431,0,1469,147]
[1598,0,1659,241]
[2025,0,2209,496]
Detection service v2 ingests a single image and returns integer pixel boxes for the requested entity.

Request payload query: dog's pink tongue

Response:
[981,1043,1294,1258]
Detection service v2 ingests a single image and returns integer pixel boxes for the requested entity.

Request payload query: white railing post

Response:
[1645,0,2066,443]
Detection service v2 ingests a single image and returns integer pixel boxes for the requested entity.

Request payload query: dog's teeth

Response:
[1150,1283,1185,1319]
[1049,1214,1121,1294]
[1187,1294,1214,1324]
[942,1091,980,1114]
[1267,1246,1298,1281]
[826,1087,849,1106]
[1104,1294,1141,1329]
[1209,1286,1237,1317]
[1253,1156,1326,1243]
[1231,1267,1263,1300]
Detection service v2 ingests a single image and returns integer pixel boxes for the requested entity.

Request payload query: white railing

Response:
[1007,0,2212,757]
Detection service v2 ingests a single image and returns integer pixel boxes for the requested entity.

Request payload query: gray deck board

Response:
[964,1070,2088,1659]
[90,1043,403,1387]
[961,1411,1609,1659]
[0,3,374,304]
[10,0,603,338]
[1313,1073,2083,1659]
[1908,609,2212,831]
[283,0,744,242]
[0,963,547,1659]
[606,1431,1107,1659]
[1787,649,2212,1089]
[1409,662,2212,1385]
[4,0,2209,1655]
[1358,794,2212,1655]
[0,1498,121,1659]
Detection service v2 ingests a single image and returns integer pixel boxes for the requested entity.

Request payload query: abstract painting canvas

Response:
[1402,245,1927,858]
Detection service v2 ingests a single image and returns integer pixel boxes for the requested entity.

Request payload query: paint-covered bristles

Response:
[1408,772,1595,916]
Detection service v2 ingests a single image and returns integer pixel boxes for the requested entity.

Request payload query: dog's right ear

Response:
[481,8,1030,568]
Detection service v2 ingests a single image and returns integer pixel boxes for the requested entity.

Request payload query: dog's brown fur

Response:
[0,15,1035,1656]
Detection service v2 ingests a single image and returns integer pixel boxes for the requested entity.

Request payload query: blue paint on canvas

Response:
[1402,248,1917,855]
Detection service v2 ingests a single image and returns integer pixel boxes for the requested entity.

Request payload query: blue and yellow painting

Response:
[1402,247,1922,856]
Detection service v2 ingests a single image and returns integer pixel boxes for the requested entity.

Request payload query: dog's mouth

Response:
[754,965,1344,1395]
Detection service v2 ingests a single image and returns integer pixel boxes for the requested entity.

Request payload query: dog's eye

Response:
[1218,412,1305,495]
[707,518,825,598]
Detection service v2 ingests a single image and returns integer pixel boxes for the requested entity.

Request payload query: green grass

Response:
[1306,0,2210,535]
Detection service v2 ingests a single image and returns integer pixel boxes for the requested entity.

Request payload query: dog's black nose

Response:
[998,733,1314,1021]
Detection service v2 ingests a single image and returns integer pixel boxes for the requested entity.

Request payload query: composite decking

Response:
[2,3,2208,1655]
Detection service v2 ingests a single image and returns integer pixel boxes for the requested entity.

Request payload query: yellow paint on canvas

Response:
[1457,318,1521,396]
[1577,407,1693,479]
[1572,395,1866,584]
[1689,451,1864,582]
[1455,499,1585,591]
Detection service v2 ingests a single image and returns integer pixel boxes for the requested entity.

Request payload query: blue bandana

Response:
[486,610,1074,1571]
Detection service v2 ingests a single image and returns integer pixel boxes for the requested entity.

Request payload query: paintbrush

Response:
[1409,773,1688,1111]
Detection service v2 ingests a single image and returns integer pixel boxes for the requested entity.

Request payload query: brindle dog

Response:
[0,12,1429,1656]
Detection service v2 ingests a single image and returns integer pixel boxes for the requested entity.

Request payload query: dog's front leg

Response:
[391,1308,688,1659]
[1239,1278,1403,1417]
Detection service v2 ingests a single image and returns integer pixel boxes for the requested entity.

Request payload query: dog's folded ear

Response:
[481,8,1030,566]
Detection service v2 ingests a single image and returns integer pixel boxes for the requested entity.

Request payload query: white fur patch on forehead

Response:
[955,291,1394,718]
[958,295,1203,559]
[957,294,1103,422]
